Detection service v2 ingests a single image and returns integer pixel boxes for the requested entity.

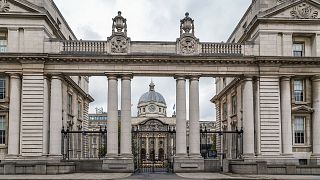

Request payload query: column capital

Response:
[106,74,118,80]
[8,73,21,79]
[121,73,133,80]
[51,74,64,80]
[174,75,186,80]
[280,76,292,81]
[311,75,320,82]
[243,76,253,81]
[189,76,200,81]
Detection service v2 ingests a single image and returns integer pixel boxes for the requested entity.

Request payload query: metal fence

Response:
[200,127,243,159]
[61,127,107,160]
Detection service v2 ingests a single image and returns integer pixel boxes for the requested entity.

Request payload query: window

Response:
[0,31,7,53]
[222,78,227,88]
[0,78,5,100]
[78,76,81,86]
[231,95,237,115]
[77,101,82,119]
[294,116,305,144]
[222,102,227,120]
[0,116,5,144]
[293,42,304,57]
[67,94,73,114]
[294,80,304,102]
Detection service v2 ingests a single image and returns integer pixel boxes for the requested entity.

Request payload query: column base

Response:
[102,157,134,173]
[173,156,204,173]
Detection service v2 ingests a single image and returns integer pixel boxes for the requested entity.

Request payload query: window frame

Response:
[0,78,5,100]
[293,79,305,102]
[293,116,306,145]
[293,42,305,57]
[0,115,6,145]
[0,30,7,53]
[67,93,73,115]
[231,94,237,115]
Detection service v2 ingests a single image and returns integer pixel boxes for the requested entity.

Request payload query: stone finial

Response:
[149,81,155,91]
[0,0,10,12]
[180,12,195,37]
[112,11,127,36]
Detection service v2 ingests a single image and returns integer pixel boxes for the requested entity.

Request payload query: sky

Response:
[53,0,251,121]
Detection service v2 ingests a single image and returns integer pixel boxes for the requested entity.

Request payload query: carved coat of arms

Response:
[0,0,10,12]
[180,37,197,54]
[291,3,319,19]
[110,36,128,53]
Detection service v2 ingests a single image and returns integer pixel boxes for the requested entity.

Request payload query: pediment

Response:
[292,105,314,113]
[0,0,42,14]
[260,0,320,19]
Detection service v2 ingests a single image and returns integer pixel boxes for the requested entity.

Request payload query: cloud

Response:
[53,0,251,121]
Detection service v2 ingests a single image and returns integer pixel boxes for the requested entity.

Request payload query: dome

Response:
[138,82,166,105]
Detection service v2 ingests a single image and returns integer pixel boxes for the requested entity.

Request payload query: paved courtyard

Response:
[0,173,320,180]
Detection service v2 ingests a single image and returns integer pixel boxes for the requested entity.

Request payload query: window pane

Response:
[294,117,305,144]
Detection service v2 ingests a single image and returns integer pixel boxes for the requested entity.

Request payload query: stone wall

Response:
[228,160,320,175]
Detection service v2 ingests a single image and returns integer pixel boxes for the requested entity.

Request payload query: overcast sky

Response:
[53,0,251,121]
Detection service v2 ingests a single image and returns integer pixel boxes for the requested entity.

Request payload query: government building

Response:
[0,0,319,175]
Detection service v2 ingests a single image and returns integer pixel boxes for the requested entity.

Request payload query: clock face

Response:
[148,105,156,112]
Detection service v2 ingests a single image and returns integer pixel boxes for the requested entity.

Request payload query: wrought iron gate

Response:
[132,120,176,173]
[61,127,107,160]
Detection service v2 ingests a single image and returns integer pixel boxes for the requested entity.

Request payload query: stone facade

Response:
[214,0,320,171]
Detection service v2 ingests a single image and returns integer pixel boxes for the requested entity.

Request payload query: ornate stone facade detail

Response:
[180,37,197,54]
[0,0,10,12]
[291,3,319,19]
[108,11,130,54]
[177,12,199,55]
[139,119,169,132]
[110,35,128,53]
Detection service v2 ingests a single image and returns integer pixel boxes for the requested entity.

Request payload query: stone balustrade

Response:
[58,40,244,56]
[201,43,242,55]
[62,40,107,54]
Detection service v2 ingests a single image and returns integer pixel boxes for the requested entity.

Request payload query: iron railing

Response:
[61,126,107,160]
[200,127,243,159]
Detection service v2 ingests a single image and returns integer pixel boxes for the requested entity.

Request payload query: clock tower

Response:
[137,82,167,117]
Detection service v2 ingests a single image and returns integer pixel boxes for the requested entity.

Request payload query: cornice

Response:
[1,53,320,66]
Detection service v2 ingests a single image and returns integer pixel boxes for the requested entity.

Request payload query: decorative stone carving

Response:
[110,36,128,53]
[112,11,127,36]
[0,0,10,12]
[180,37,197,54]
[139,119,168,132]
[108,11,130,54]
[177,12,199,55]
[180,12,195,36]
[291,3,319,19]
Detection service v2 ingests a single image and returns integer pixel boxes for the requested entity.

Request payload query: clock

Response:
[148,105,156,112]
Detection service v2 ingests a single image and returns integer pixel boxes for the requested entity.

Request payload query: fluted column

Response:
[49,75,63,156]
[175,76,187,156]
[242,77,255,156]
[312,76,320,156]
[155,137,159,159]
[146,137,149,159]
[189,76,201,157]
[107,75,119,157]
[8,74,21,156]
[120,75,132,157]
[280,77,293,155]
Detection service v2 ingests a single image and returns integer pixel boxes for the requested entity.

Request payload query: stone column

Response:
[155,136,159,160]
[242,77,255,156]
[189,76,201,157]
[280,77,293,155]
[43,76,50,155]
[312,76,320,156]
[175,76,187,156]
[146,137,149,159]
[8,74,21,156]
[49,75,63,156]
[120,75,132,157]
[107,75,119,157]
